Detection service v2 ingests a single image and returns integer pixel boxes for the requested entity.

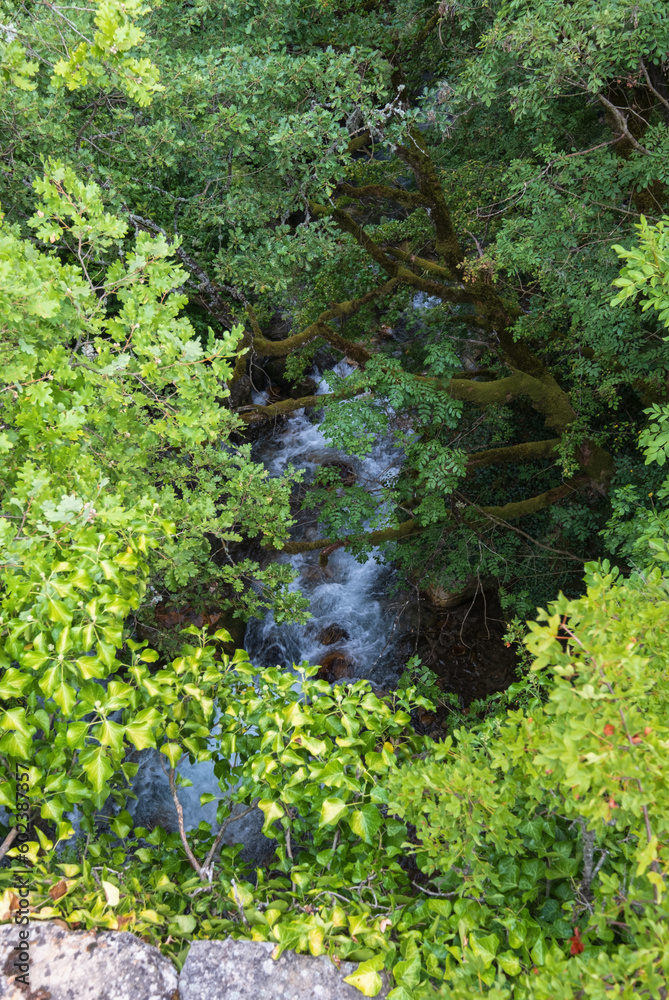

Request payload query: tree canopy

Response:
[2,1,669,997]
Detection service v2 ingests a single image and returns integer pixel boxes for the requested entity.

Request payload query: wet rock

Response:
[256,642,287,667]
[126,752,276,865]
[317,649,356,682]
[228,373,252,409]
[300,564,334,583]
[179,938,388,1000]
[0,921,177,1000]
[425,580,477,610]
[290,376,318,399]
[316,624,350,645]
[302,454,356,487]
[319,458,356,486]
[213,802,277,866]
[138,600,246,658]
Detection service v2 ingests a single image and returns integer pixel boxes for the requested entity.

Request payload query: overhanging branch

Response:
[466,438,561,469]
[278,479,584,555]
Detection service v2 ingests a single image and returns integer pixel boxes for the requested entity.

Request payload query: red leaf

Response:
[569,927,584,956]
[48,880,68,901]
[603,724,615,736]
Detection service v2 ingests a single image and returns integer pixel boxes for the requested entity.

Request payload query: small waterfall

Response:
[127,363,406,835]
[246,363,404,690]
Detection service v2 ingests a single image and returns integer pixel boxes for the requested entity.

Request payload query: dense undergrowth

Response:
[2,1,669,996]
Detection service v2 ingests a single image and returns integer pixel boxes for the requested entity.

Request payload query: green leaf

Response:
[159,743,182,767]
[0,668,32,698]
[319,797,348,827]
[258,798,285,833]
[393,954,421,988]
[125,710,160,750]
[349,804,383,844]
[497,951,521,976]
[171,913,197,935]
[470,932,499,970]
[343,954,384,997]
[47,598,72,624]
[66,721,89,748]
[79,747,113,792]
[139,648,160,662]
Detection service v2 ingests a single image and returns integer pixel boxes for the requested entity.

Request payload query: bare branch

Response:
[0,827,18,863]
[640,59,669,118]
[597,93,654,155]
[168,766,205,879]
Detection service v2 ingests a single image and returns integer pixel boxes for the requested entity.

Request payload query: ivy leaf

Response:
[79,747,113,792]
[349,804,382,844]
[319,797,348,827]
[470,932,499,969]
[0,668,32,698]
[393,954,421,988]
[102,880,120,907]
[159,743,182,767]
[0,730,32,758]
[124,709,161,750]
[258,798,285,833]
[47,598,72,624]
[497,952,521,976]
[343,954,384,997]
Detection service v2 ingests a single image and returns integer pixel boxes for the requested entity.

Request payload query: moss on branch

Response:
[281,516,428,554]
[249,280,399,364]
[466,438,562,469]
[480,482,578,519]
[239,394,331,422]
[337,182,430,210]
[274,478,587,556]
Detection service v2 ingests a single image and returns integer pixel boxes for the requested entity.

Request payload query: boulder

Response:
[319,459,356,487]
[425,578,478,610]
[0,921,178,1000]
[290,376,318,399]
[316,649,356,682]
[316,624,350,645]
[0,926,390,1000]
[179,938,388,1000]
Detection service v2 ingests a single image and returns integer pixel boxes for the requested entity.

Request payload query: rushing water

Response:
[126,364,406,835]
[245,363,404,691]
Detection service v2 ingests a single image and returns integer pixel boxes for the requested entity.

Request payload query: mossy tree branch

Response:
[466,438,562,470]
[239,394,332,422]
[278,480,583,556]
[336,181,431,210]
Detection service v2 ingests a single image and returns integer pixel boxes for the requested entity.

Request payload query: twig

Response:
[454,492,586,563]
[577,819,597,898]
[640,60,669,116]
[0,827,18,863]
[411,879,457,898]
[168,767,205,879]
[201,804,257,878]
[596,93,654,155]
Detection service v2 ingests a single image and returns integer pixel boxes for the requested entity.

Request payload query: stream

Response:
[245,362,404,692]
[129,363,407,838]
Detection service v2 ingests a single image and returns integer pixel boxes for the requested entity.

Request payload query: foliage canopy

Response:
[2,0,669,997]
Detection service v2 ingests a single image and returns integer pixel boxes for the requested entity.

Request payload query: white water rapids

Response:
[128,363,406,835]
[245,362,404,691]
